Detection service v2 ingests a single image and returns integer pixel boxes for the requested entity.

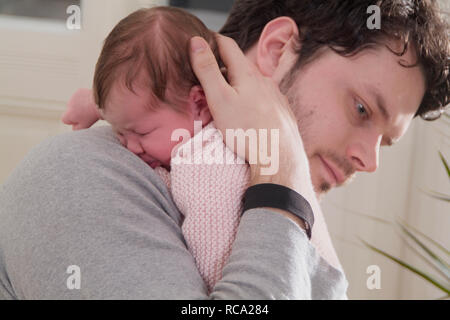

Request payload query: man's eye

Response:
[355,102,369,119]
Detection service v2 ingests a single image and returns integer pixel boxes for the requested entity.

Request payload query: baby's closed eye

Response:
[134,131,149,137]
[114,131,126,145]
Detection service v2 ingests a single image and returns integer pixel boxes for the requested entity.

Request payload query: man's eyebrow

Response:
[364,84,397,147]
[366,85,391,123]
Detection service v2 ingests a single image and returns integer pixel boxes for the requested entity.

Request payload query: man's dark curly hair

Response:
[219,0,449,120]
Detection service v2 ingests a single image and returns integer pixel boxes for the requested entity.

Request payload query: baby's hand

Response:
[62,88,101,130]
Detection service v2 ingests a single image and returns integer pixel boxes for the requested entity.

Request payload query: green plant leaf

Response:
[400,221,450,257]
[439,151,450,179]
[418,187,450,202]
[396,221,450,280]
[399,235,450,281]
[360,238,450,295]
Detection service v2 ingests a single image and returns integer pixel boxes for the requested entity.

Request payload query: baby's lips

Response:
[149,160,162,169]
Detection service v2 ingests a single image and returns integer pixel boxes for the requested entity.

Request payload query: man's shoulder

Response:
[39,126,124,161]
[0,124,183,253]
[16,126,123,173]
[0,128,186,299]
[24,126,149,177]
[1,126,178,220]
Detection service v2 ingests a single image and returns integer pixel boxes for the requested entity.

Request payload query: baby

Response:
[62,6,342,293]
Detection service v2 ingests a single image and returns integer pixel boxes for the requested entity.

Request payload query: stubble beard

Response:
[279,70,332,197]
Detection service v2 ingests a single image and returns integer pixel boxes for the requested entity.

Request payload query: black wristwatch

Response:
[242,183,315,239]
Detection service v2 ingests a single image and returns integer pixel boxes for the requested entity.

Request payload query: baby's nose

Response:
[126,139,144,155]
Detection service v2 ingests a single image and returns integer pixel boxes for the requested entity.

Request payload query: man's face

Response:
[278,42,426,196]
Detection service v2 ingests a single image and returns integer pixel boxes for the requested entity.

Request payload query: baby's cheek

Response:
[162,131,184,158]
[118,135,126,146]
[141,138,170,162]
[163,142,179,162]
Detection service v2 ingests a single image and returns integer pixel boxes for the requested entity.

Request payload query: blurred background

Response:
[0,0,448,299]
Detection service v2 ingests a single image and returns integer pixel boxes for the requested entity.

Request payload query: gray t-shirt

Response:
[0,126,348,299]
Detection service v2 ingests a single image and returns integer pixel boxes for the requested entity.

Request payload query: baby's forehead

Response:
[103,75,190,121]
[106,74,153,107]
[102,78,150,117]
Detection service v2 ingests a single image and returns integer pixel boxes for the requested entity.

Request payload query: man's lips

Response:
[319,155,345,186]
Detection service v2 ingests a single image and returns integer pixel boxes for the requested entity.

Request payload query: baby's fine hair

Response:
[93,6,220,112]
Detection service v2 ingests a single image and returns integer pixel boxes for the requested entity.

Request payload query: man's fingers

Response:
[189,36,232,111]
[214,34,258,86]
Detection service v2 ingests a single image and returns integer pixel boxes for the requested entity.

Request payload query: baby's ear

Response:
[188,85,212,125]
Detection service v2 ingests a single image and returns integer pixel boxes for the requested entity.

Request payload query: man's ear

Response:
[256,17,299,78]
[188,85,212,126]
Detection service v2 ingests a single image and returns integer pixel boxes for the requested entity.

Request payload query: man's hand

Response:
[62,88,101,131]
[189,35,316,200]
[189,35,318,229]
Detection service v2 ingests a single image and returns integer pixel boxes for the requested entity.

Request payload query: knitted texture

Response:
[155,122,342,293]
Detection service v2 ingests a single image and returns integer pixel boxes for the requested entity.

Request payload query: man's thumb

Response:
[190,36,207,54]
[189,36,230,108]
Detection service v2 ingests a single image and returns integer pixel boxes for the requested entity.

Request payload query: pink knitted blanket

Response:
[155,123,342,293]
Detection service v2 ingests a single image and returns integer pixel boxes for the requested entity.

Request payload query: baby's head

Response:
[93,6,220,169]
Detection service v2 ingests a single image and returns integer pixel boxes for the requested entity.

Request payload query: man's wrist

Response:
[250,162,315,203]
[249,158,318,233]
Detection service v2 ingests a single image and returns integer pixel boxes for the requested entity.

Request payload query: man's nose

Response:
[346,132,381,173]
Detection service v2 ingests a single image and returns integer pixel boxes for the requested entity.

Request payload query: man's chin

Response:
[313,181,332,201]
[313,176,355,200]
